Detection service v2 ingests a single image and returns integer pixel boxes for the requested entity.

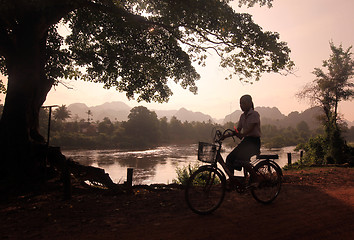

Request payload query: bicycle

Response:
[185,128,282,215]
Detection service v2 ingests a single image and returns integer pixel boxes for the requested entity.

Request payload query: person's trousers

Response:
[226,137,260,171]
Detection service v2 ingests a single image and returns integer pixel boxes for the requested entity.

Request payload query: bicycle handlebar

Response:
[214,128,236,143]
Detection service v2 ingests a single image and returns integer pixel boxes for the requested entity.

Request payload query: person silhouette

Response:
[222,94,261,176]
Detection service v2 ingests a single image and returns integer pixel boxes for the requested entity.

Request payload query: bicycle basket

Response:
[198,142,217,163]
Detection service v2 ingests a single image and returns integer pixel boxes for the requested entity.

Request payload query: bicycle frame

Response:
[186,133,283,214]
[211,142,256,189]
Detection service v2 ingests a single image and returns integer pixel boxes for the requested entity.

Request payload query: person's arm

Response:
[237,122,257,139]
[235,116,243,139]
[221,130,236,140]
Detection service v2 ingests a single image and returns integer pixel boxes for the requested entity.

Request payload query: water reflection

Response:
[63,145,200,184]
[63,145,299,185]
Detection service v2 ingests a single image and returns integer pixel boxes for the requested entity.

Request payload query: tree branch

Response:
[81,0,233,51]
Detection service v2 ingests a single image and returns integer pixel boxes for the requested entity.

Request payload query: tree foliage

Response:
[0,79,5,94]
[298,42,354,125]
[46,106,322,149]
[0,0,293,104]
[53,105,71,121]
[124,106,160,146]
[297,42,354,164]
[0,0,294,186]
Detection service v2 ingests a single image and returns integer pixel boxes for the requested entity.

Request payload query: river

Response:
[63,145,300,185]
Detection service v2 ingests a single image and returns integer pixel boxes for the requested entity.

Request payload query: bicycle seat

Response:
[256,154,279,160]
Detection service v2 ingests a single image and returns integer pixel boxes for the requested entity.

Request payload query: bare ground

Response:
[1,167,354,240]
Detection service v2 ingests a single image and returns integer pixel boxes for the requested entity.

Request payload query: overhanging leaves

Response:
[0,0,293,103]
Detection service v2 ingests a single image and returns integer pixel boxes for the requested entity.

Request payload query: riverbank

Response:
[1,167,353,240]
[62,145,300,185]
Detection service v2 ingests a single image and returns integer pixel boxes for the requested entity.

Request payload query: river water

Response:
[63,145,300,185]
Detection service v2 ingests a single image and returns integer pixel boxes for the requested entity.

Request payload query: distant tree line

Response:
[0,103,353,150]
[28,104,351,149]
[38,105,217,149]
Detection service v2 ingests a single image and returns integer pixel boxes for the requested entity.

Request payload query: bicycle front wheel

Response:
[251,161,282,204]
[185,167,226,215]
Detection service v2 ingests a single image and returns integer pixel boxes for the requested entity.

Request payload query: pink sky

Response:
[1,0,353,121]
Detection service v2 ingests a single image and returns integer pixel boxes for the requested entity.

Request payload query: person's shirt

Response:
[237,109,261,137]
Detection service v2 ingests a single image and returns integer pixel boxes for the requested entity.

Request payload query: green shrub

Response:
[173,163,200,185]
[296,135,327,165]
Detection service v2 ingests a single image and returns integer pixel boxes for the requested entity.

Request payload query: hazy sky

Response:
[1,0,353,121]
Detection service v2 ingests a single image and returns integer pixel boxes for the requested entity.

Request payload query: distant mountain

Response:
[257,107,285,121]
[223,106,323,130]
[223,106,285,124]
[68,101,131,122]
[277,107,323,129]
[66,101,348,130]
[174,108,213,122]
[223,110,242,123]
[91,101,131,112]
[67,103,90,121]
[154,108,214,122]
[154,110,178,119]
[68,102,215,123]
[90,101,130,121]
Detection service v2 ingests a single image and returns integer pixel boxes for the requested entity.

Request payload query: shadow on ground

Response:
[1,182,354,240]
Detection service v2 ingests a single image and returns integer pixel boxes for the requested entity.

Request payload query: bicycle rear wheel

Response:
[185,167,226,215]
[251,161,282,204]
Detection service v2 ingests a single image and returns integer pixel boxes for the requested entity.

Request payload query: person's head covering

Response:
[241,94,254,110]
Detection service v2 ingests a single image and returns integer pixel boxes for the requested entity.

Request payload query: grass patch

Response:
[172,163,201,185]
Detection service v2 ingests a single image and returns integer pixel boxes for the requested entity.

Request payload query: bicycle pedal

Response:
[235,186,246,193]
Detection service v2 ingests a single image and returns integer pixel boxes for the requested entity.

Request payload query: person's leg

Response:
[240,137,261,185]
[226,147,239,177]
[234,138,260,171]
[226,140,250,176]
[226,137,260,175]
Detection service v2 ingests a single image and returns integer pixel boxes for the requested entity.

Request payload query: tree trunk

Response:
[334,93,339,129]
[0,20,53,188]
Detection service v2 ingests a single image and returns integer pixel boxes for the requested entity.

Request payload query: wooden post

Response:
[126,168,133,191]
[62,159,72,200]
[287,153,292,165]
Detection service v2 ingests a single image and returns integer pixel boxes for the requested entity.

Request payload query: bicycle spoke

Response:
[251,161,282,204]
[185,167,225,214]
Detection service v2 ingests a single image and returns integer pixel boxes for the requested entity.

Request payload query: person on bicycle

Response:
[223,94,261,176]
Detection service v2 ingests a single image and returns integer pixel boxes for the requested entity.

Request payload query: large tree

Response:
[297,42,354,164]
[0,0,293,185]
[124,106,160,146]
[298,43,354,127]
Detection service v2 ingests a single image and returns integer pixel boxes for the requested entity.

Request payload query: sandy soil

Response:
[1,167,354,240]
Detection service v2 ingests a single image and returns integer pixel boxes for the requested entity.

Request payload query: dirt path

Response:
[1,167,354,240]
